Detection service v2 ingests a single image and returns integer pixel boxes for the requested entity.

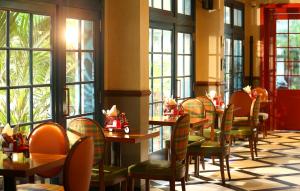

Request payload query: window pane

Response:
[225,38,231,55]
[184,56,191,75]
[276,62,285,75]
[0,50,6,86]
[289,48,300,61]
[33,15,51,48]
[10,50,30,86]
[163,54,171,76]
[153,29,162,52]
[225,6,231,24]
[33,87,51,121]
[277,34,288,47]
[81,20,93,50]
[178,0,184,14]
[290,62,300,75]
[162,126,171,147]
[66,19,79,50]
[10,12,30,48]
[163,0,171,11]
[82,83,94,113]
[153,103,162,116]
[81,52,94,81]
[276,76,288,89]
[234,40,242,56]
[153,54,162,77]
[10,88,30,125]
[149,54,152,77]
[277,20,288,33]
[152,128,161,152]
[177,33,184,54]
[149,0,152,7]
[289,20,300,33]
[33,51,51,84]
[66,52,79,83]
[184,77,191,97]
[185,0,191,15]
[68,84,80,115]
[276,48,288,60]
[177,55,184,76]
[163,30,171,53]
[234,57,243,73]
[0,10,7,48]
[234,9,242,27]
[153,79,162,102]
[0,90,7,126]
[224,56,232,73]
[149,29,152,52]
[153,0,162,9]
[163,78,171,98]
[290,77,300,89]
[184,34,191,54]
[289,34,300,47]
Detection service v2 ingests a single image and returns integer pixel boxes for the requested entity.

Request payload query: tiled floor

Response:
[150,131,300,191]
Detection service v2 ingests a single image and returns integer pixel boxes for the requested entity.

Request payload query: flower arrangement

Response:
[1,124,29,156]
[102,105,129,131]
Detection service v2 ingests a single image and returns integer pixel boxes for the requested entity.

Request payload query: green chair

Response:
[68,117,127,191]
[230,96,261,160]
[186,104,234,184]
[196,96,219,140]
[128,114,190,191]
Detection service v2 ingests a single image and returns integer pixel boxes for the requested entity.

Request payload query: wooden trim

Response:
[104,90,151,97]
[195,81,222,86]
[244,76,260,81]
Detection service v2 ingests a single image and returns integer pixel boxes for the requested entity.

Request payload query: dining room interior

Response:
[0,0,300,190]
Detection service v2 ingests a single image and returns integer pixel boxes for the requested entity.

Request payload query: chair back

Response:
[250,96,261,126]
[68,118,105,165]
[220,104,234,148]
[63,136,94,191]
[229,90,252,117]
[28,122,69,177]
[181,98,205,119]
[252,87,268,101]
[196,96,216,128]
[170,114,190,165]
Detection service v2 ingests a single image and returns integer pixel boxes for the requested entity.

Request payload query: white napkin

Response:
[243,85,251,94]
[107,105,118,117]
[2,123,13,136]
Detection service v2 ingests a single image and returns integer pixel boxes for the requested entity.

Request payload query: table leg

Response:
[111,142,121,166]
[4,176,16,191]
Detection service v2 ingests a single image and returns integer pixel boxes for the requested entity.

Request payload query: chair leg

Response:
[201,155,205,170]
[128,177,134,191]
[181,177,186,191]
[121,180,127,191]
[254,132,258,157]
[170,179,176,191]
[146,179,150,191]
[219,155,225,184]
[249,136,254,160]
[226,155,231,180]
[185,155,190,181]
[212,156,216,165]
[194,156,199,177]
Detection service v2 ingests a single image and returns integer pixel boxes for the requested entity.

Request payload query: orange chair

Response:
[17,136,94,191]
[229,90,252,119]
[28,122,69,178]
[252,87,269,138]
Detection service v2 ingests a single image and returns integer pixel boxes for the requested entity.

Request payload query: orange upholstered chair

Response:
[28,122,69,178]
[17,136,94,191]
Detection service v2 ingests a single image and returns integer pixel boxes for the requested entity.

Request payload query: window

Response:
[0,2,103,134]
[276,19,300,89]
[65,18,95,120]
[224,0,244,104]
[149,0,172,11]
[0,10,52,133]
[149,0,194,152]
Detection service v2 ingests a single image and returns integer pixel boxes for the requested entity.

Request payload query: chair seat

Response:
[128,160,185,179]
[231,126,255,136]
[259,112,269,120]
[188,141,229,156]
[203,128,221,140]
[233,117,250,126]
[17,183,63,191]
[91,165,127,186]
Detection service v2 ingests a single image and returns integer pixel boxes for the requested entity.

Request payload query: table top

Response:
[104,131,160,143]
[0,152,66,177]
[149,116,208,128]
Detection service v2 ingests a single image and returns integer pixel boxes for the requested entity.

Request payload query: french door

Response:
[0,5,102,133]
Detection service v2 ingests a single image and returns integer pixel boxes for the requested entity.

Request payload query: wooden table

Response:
[104,130,160,166]
[0,152,66,191]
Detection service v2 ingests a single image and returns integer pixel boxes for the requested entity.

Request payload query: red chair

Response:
[28,122,69,178]
[17,136,94,191]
